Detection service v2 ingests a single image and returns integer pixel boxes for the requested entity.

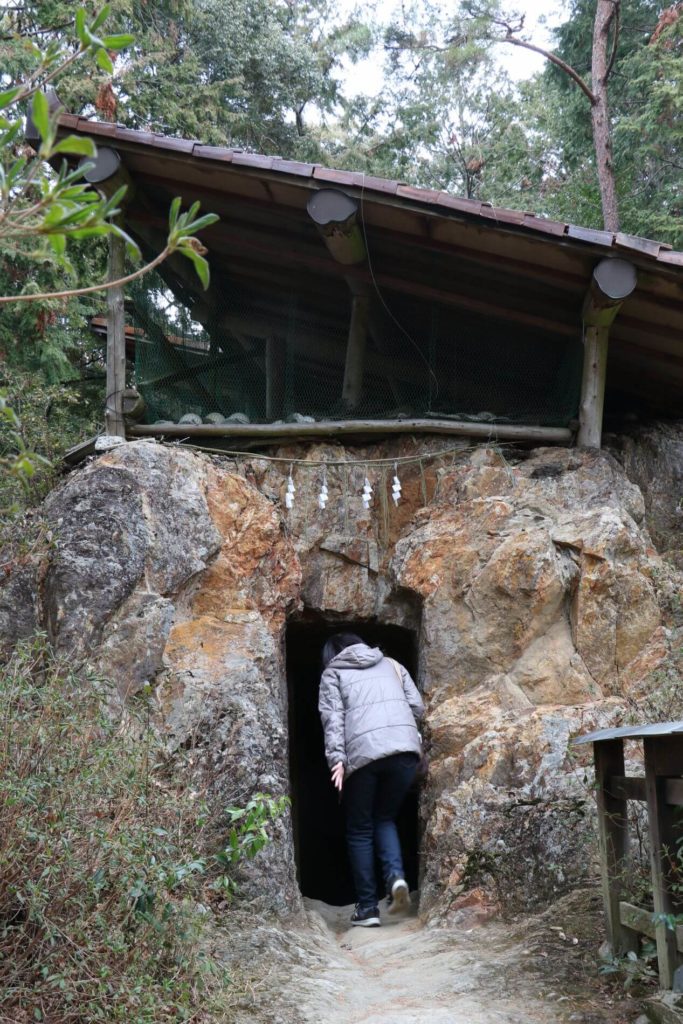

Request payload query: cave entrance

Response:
[286,617,420,906]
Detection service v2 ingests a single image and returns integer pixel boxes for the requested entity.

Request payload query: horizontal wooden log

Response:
[129,418,573,442]
[608,777,683,806]
[609,776,646,802]
[620,902,683,953]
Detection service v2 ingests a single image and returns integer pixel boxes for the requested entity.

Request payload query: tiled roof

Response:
[58,114,683,269]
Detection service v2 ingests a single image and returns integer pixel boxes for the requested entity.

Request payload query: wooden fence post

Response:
[644,738,682,989]
[594,739,638,955]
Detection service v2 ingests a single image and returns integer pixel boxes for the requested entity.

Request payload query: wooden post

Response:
[594,740,638,955]
[105,231,126,438]
[342,293,370,410]
[644,737,681,989]
[77,143,133,439]
[265,336,285,420]
[577,258,637,448]
[577,324,609,449]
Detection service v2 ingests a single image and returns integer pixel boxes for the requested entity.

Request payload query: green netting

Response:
[130,273,582,429]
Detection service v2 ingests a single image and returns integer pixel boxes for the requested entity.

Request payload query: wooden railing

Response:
[574,726,683,991]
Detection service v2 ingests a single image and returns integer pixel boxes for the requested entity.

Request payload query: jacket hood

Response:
[329,643,384,669]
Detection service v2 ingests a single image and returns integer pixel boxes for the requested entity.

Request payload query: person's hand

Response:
[331,762,345,792]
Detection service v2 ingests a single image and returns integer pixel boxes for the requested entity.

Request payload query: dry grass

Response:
[0,636,233,1024]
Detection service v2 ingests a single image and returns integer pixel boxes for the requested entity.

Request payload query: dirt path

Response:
[280,897,565,1024]
[226,890,638,1023]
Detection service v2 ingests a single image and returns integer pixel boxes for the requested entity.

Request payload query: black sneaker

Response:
[350,904,380,927]
[386,876,409,915]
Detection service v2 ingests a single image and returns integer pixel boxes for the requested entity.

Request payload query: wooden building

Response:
[57,115,683,449]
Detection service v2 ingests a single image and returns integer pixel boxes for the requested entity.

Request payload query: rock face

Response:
[29,443,301,912]
[389,445,675,916]
[609,421,683,568]
[2,434,681,921]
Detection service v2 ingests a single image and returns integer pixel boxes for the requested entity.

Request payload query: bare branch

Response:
[0,247,170,305]
[495,27,597,104]
[0,22,71,40]
[605,0,621,81]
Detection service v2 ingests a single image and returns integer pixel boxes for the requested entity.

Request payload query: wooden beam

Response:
[640,736,683,778]
[594,740,639,956]
[342,294,369,410]
[105,231,126,437]
[606,777,683,807]
[620,902,683,953]
[129,417,573,443]
[128,157,680,287]
[128,210,579,338]
[129,169,598,297]
[306,191,392,412]
[609,775,646,802]
[577,258,637,448]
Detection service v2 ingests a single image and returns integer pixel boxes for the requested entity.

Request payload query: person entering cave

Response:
[319,632,425,928]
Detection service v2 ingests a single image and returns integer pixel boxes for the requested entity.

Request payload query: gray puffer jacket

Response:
[319,643,424,777]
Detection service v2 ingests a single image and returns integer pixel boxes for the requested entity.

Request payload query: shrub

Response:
[0,636,285,1023]
[0,368,102,516]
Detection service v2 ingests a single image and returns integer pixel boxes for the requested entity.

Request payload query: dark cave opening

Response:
[286,616,420,907]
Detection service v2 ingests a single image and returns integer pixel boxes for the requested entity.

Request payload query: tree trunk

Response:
[591,0,620,232]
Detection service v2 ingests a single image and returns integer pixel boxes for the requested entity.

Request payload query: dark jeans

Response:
[344,752,419,910]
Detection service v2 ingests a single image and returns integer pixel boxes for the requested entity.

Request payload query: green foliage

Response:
[0,368,102,513]
[0,635,288,1022]
[598,944,658,993]
[0,7,139,262]
[334,3,549,209]
[1,0,373,158]
[615,15,683,247]
[0,5,219,496]
[535,0,682,243]
[352,1,681,245]
[217,795,291,868]
[0,387,50,503]
[0,0,678,498]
